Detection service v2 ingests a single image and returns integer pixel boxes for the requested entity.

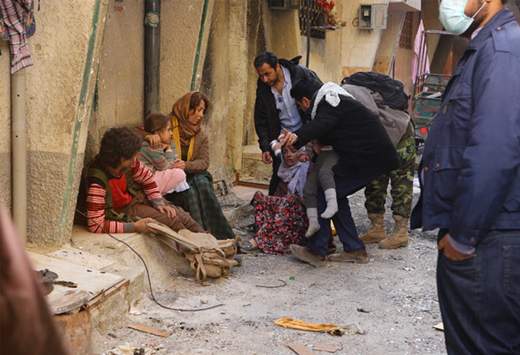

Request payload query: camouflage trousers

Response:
[365,124,416,218]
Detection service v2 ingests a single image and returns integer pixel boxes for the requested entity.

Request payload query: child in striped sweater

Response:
[138,113,190,195]
[86,127,203,234]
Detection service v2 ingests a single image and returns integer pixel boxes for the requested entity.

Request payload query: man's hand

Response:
[157,205,177,219]
[172,160,186,170]
[280,132,298,147]
[277,128,290,141]
[438,234,474,261]
[261,151,273,164]
[144,134,162,148]
[134,217,155,233]
[312,141,323,155]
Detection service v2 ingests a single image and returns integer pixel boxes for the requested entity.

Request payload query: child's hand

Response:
[145,134,162,149]
[162,143,172,152]
[134,218,155,233]
[172,160,186,170]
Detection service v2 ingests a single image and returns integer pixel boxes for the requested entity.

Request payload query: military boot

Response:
[360,214,386,244]
[379,215,409,249]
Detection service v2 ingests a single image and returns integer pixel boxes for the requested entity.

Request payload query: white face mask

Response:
[439,0,487,36]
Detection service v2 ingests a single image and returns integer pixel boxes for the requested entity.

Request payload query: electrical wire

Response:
[76,209,224,312]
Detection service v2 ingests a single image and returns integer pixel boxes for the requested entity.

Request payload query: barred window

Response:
[299,0,326,39]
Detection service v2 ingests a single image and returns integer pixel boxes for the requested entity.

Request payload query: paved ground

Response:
[99,185,446,355]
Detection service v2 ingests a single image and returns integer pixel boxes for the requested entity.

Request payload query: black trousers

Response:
[437,231,520,354]
[268,155,281,196]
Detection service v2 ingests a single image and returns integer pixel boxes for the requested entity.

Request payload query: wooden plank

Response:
[128,322,171,338]
[28,252,124,314]
[313,343,343,353]
[286,342,316,355]
[86,279,129,309]
[52,290,90,314]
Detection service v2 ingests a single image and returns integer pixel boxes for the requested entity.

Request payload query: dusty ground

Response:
[98,186,446,355]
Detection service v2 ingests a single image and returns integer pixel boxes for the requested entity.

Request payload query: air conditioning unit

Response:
[268,0,300,10]
[359,4,388,30]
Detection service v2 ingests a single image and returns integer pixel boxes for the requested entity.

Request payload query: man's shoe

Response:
[379,215,409,249]
[290,244,326,267]
[360,214,386,244]
[327,249,369,264]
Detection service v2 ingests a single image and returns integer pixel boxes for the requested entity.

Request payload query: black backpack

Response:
[342,72,409,111]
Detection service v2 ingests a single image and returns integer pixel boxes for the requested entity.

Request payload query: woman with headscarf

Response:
[146,92,234,240]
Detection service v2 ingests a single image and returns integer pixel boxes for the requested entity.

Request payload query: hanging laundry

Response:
[0,0,34,73]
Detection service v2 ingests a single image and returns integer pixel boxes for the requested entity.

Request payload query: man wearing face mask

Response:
[411,0,520,353]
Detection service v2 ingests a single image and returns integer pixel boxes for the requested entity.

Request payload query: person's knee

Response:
[318,169,335,190]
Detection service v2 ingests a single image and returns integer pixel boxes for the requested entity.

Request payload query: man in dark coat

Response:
[411,2,520,353]
[253,52,321,194]
[283,78,398,265]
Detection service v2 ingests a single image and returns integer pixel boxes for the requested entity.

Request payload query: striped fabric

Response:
[86,159,163,233]
[0,0,33,73]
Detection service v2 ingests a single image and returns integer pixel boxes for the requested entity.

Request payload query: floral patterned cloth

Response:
[251,191,308,255]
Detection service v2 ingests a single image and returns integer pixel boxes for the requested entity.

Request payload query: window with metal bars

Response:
[299,0,326,39]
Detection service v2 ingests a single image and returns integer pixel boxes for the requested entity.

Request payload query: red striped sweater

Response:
[86,159,163,233]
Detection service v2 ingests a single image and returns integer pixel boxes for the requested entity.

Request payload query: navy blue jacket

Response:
[411,10,520,248]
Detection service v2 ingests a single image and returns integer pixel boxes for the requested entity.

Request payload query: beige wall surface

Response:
[199,0,248,181]
[0,41,10,209]
[20,0,107,246]
[161,0,213,112]
[89,0,145,161]
[298,0,385,83]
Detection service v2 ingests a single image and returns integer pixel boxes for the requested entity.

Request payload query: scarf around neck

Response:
[311,82,355,120]
[170,92,202,161]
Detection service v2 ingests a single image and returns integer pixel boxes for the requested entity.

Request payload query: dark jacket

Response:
[411,10,520,248]
[254,56,320,152]
[294,95,399,180]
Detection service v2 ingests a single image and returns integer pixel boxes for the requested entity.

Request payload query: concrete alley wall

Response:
[88,0,145,161]
[0,0,108,246]
[26,0,108,246]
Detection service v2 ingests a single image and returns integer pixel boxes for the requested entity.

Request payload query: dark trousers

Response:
[268,155,281,196]
[437,231,520,355]
[307,174,372,256]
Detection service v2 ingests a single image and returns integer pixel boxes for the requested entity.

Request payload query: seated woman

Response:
[86,127,204,234]
[251,147,336,256]
[138,112,190,195]
[145,92,234,240]
[250,147,309,255]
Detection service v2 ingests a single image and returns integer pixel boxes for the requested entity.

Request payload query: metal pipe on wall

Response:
[144,0,161,116]
[11,69,27,242]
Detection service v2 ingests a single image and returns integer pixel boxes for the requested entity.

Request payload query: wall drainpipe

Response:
[11,69,27,242]
[144,0,160,117]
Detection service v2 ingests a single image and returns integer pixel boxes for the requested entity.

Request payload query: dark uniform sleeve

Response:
[449,47,520,246]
